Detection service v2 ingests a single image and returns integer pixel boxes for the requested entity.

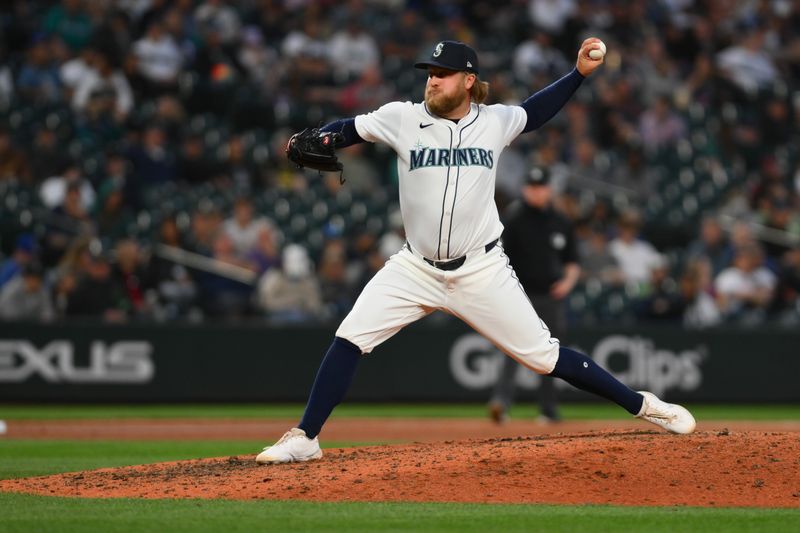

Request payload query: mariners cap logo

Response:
[414,40,480,74]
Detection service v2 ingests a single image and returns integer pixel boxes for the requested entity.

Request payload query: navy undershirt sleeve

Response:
[520,68,585,133]
[320,118,365,148]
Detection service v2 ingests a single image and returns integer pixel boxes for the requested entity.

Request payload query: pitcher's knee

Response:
[514,342,560,374]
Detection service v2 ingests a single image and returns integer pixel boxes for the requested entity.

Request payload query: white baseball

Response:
[588,41,606,60]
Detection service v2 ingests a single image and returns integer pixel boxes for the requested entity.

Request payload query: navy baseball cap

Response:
[415,40,479,74]
[526,168,550,186]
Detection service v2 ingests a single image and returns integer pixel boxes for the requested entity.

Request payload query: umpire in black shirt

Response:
[489,167,581,423]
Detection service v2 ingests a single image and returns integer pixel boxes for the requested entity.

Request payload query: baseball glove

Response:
[285,128,344,173]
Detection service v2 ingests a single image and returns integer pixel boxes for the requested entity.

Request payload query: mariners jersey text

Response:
[409,147,494,171]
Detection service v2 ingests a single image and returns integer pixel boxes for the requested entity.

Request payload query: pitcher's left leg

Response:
[450,249,695,434]
[448,250,559,375]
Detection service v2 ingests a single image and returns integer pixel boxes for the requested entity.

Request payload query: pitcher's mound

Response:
[2,430,799,507]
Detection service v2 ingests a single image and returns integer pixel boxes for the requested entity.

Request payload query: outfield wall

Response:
[0,321,797,403]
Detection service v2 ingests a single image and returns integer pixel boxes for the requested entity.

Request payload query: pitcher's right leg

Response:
[257,249,442,464]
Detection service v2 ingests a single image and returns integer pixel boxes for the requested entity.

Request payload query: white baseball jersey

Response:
[338,99,560,375]
[355,101,527,260]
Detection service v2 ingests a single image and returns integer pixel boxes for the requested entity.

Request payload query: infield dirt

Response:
[2,427,799,507]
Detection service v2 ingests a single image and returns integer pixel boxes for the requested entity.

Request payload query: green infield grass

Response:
[1,402,799,420]
[0,492,797,533]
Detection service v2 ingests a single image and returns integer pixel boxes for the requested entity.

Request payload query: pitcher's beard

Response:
[425,90,467,117]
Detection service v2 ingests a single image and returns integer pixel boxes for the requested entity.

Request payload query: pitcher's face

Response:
[424,67,470,117]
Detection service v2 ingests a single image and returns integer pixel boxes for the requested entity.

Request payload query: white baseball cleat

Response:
[635,391,696,434]
[255,428,323,464]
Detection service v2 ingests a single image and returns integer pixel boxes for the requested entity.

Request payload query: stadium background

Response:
[1,2,800,530]
[0,0,799,404]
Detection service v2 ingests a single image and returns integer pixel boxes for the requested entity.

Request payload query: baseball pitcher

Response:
[258,38,695,464]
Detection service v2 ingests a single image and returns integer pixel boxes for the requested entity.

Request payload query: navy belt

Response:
[409,239,499,271]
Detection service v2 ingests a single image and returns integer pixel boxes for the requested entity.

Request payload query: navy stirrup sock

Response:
[550,347,644,415]
[298,337,362,439]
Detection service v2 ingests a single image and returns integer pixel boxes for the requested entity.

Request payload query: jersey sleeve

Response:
[354,101,409,148]
[485,104,528,146]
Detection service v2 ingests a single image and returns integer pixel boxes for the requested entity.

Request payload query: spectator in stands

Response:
[65,248,127,321]
[59,46,97,100]
[714,244,777,324]
[0,127,31,183]
[222,196,275,257]
[186,204,222,257]
[72,50,134,122]
[151,95,187,144]
[0,261,54,321]
[676,52,715,109]
[42,0,94,53]
[113,239,153,318]
[527,0,576,36]
[317,238,355,319]
[686,216,733,277]
[127,124,177,186]
[0,234,37,289]
[236,26,277,85]
[197,232,254,318]
[381,10,423,65]
[39,162,95,211]
[42,182,95,267]
[245,225,281,276]
[729,220,759,253]
[638,94,687,155]
[635,34,681,106]
[607,144,658,200]
[328,18,379,82]
[281,16,332,91]
[578,225,624,287]
[162,4,199,64]
[681,257,722,329]
[512,29,569,86]
[566,136,605,185]
[257,244,323,323]
[191,22,243,113]
[759,197,800,262]
[609,210,663,287]
[135,0,170,35]
[335,65,395,116]
[16,34,62,104]
[132,20,183,97]
[95,178,134,241]
[146,216,197,319]
[772,246,800,322]
[28,127,70,184]
[716,22,778,98]
[194,0,241,47]
[177,134,219,185]
[219,135,260,190]
[634,256,684,323]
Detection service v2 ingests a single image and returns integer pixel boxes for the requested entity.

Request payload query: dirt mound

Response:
[3,430,799,507]
[8,417,800,441]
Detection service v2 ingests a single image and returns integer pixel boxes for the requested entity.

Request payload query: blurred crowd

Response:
[0,0,799,327]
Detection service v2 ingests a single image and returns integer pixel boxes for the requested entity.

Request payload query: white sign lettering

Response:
[0,340,155,384]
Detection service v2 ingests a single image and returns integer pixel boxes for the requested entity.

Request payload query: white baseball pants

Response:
[336,243,560,374]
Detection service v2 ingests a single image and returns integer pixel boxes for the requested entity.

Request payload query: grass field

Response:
[1,403,798,532]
